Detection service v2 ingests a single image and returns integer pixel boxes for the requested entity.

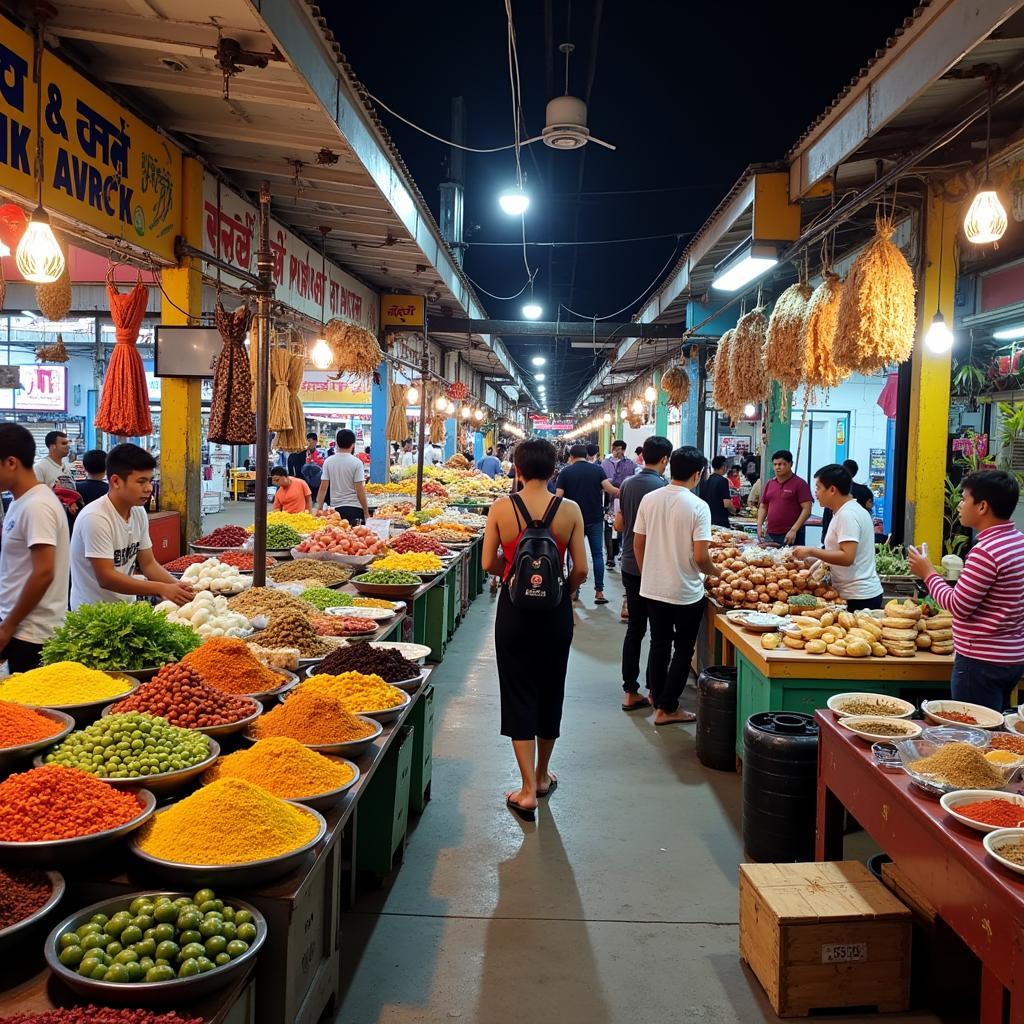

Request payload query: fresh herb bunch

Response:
[41,602,201,670]
[874,544,911,576]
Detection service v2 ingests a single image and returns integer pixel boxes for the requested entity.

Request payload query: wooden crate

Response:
[739,861,911,1018]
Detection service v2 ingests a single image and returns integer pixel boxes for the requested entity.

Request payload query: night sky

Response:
[327,1,921,412]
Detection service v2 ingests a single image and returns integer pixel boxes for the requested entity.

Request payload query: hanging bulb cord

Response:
[31,15,45,209]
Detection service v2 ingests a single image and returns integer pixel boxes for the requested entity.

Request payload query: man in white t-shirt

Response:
[398,439,416,469]
[0,424,71,671]
[793,462,883,611]
[70,444,194,610]
[633,446,720,725]
[425,441,443,467]
[316,428,370,525]
[33,429,73,488]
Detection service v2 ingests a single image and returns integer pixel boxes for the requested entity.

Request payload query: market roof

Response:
[37,0,538,407]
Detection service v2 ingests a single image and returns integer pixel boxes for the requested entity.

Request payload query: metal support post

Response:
[414,338,429,512]
[252,183,273,586]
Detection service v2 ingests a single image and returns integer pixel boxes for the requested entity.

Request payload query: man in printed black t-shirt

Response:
[556,444,619,605]
[699,455,733,528]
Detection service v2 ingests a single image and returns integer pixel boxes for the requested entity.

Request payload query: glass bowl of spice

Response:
[837,716,922,744]
[895,739,1017,796]
[0,867,64,952]
[941,790,1024,834]
[0,702,75,773]
[921,699,1004,730]
[984,828,1024,876]
[827,692,915,720]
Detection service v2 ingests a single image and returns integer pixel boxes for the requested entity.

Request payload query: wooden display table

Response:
[716,615,952,755]
[815,709,1024,1022]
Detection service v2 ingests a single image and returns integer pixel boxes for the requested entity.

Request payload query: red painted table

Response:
[815,709,1024,1022]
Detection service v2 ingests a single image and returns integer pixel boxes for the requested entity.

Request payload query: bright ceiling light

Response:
[964,188,1008,245]
[743,403,757,417]
[522,302,543,320]
[531,356,546,367]
[924,312,954,355]
[603,412,611,423]
[446,399,456,415]
[631,398,643,414]
[461,405,472,419]
[711,239,778,293]
[994,325,1024,341]
[16,207,64,284]
[435,394,449,411]
[309,338,333,370]
[534,373,545,381]
[620,408,629,420]
[498,186,530,216]
[644,385,656,403]
[406,385,419,404]
[474,408,485,422]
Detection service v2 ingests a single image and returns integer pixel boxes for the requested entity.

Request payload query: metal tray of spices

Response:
[0,870,65,953]
[0,707,75,773]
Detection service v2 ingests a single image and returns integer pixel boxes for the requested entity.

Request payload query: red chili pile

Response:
[108,663,256,729]
[937,710,978,724]
[388,532,451,556]
[0,701,65,749]
[162,554,207,573]
[0,1010,203,1024]
[310,614,377,637]
[0,765,144,841]
[992,733,1024,755]
[0,866,52,929]
[219,550,274,570]
[196,525,250,547]
[956,798,1024,828]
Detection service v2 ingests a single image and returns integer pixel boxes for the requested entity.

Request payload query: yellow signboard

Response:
[299,376,370,405]
[381,293,425,327]
[0,13,182,261]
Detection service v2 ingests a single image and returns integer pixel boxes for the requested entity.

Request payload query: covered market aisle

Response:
[333,584,946,1024]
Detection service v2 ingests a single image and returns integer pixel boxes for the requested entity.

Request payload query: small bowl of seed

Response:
[827,692,916,720]
[838,716,923,744]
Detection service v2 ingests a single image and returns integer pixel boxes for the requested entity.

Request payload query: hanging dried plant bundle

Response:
[660,364,690,406]
[386,382,409,442]
[446,380,468,401]
[802,272,848,390]
[275,352,308,451]
[35,332,69,362]
[430,413,446,444]
[267,348,294,432]
[711,329,741,420]
[36,263,71,322]
[833,217,917,374]
[730,309,769,405]
[764,283,811,391]
[627,411,645,429]
[325,320,383,384]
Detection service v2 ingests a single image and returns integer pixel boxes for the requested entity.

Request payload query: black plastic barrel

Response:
[696,666,738,771]
[742,712,819,863]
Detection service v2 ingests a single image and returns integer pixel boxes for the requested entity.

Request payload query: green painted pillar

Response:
[654,371,668,435]
[765,382,789,461]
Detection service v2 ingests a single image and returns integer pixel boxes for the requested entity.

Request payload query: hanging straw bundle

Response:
[386,382,409,442]
[711,329,741,421]
[660,363,690,406]
[267,348,294,432]
[833,217,917,374]
[430,414,446,444]
[764,283,811,392]
[275,352,308,451]
[36,264,71,322]
[35,332,68,363]
[802,272,848,390]
[730,309,769,405]
[325,320,382,384]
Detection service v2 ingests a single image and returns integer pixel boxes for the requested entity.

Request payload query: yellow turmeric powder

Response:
[0,662,133,705]
[136,778,320,864]
[302,672,404,713]
[203,736,355,798]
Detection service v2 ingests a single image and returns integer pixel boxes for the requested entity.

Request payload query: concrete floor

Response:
[332,572,948,1024]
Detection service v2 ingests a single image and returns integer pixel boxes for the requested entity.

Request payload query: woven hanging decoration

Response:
[36,260,71,321]
[267,348,293,432]
[35,332,69,362]
[325,320,382,386]
[730,308,770,405]
[208,303,256,444]
[660,363,690,406]
[95,274,152,437]
[275,352,308,452]
[833,217,917,374]
[764,283,811,392]
[802,272,848,390]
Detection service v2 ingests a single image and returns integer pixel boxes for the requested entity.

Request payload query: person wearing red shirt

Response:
[757,449,812,546]
[357,446,371,467]
[908,470,1024,711]
[271,467,312,513]
[304,433,324,467]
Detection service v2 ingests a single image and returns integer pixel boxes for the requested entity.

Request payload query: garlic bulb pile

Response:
[181,558,252,595]
[154,591,251,639]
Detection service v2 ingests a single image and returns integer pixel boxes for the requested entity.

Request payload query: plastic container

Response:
[695,666,737,772]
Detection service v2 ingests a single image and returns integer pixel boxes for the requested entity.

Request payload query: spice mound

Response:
[182,636,284,695]
[991,733,1024,755]
[0,866,53,929]
[310,614,376,637]
[300,586,350,611]
[932,709,978,725]
[0,765,145,841]
[251,612,334,657]
[836,698,907,717]
[136,778,320,865]
[0,701,66,748]
[45,713,211,779]
[164,554,208,573]
[908,742,1006,789]
[268,559,352,586]
[228,586,311,622]
[109,663,257,729]
[356,569,421,586]
[0,1009,203,1024]
[848,720,916,737]
[302,672,405,713]
[370,553,442,573]
[956,798,1024,828]
[203,737,355,799]
[317,644,420,683]
[218,549,275,570]
[252,688,375,745]
[993,840,1024,867]
[0,663,133,707]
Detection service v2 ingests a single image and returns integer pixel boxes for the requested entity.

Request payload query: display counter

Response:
[715,614,952,755]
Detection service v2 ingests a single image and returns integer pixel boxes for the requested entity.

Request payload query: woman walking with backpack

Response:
[482,438,588,821]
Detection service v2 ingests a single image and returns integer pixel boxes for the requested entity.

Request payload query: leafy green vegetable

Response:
[874,544,910,576]
[788,593,818,607]
[41,602,201,670]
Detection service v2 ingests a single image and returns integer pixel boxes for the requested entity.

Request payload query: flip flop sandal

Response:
[622,697,652,712]
[594,595,610,604]
[537,775,558,798]
[506,795,536,821]
[654,711,697,726]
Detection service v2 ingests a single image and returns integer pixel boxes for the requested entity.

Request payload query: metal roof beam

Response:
[426,316,685,339]
[102,66,318,110]
[165,119,335,150]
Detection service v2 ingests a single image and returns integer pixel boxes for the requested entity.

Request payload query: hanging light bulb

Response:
[644,384,657,403]
[924,312,954,354]
[446,399,456,415]
[620,408,629,421]
[743,403,757,417]
[474,408,485,422]
[964,187,1007,245]
[309,338,332,370]
[461,405,472,419]
[631,398,643,414]
[16,207,64,284]
[406,385,419,404]
[603,412,611,423]
[498,185,530,216]
[435,394,448,411]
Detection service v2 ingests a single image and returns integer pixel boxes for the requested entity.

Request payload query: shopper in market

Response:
[271,466,313,513]
[556,443,620,605]
[819,458,872,535]
[75,449,109,506]
[756,449,813,546]
[399,439,416,469]
[600,440,637,570]
[478,445,505,478]
[792,463,883,610]
[0,424,70,672]
[633,445,719,725]
[615,434,671,710]
[316,428,370,525]
[699,455,733,528]
[33,430,75,489]
[481,437,587,821]
[908,469,1024,710]
[70,443,193,610]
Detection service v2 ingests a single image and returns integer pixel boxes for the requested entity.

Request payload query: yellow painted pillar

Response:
[905,187,957,554]
[159,156,204,548]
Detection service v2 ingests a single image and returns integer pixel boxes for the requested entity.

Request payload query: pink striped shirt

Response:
[925,522,1024,662]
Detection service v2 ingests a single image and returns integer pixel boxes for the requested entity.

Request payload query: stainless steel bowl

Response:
[118,666,163,683]
[390,673,425,694]
[0,707,74,773]
[359,688,411,724]
[0,789,156,867]
[350,577,421,598]
[0,870,64,952]
[44,891,266,1004]
[35,738,220,798]
[242,713,383,757]
[130,803,326,886]
[6,674,139,727]
[99,698,262,739]
[286,757,360,811]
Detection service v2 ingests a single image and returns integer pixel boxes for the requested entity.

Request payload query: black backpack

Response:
[507,493,565,610]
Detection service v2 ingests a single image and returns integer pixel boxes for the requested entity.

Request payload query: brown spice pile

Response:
[254,612,334,657]
[908,742,1005,789]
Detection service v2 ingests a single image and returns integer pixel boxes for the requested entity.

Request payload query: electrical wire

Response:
[465,271,534,302]
[468,231,691,247]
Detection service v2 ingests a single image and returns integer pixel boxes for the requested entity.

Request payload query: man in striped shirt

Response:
[908,470,1024,711]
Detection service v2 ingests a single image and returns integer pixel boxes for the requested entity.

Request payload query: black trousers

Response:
[335,504,365,525]
[646,595,706,713]
[604,522,621,564]
[620,570,650,694]
[0,636,43,673]
[846,593,884,612]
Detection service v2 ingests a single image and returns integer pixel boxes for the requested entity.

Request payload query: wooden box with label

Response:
[739,861,911,1017]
